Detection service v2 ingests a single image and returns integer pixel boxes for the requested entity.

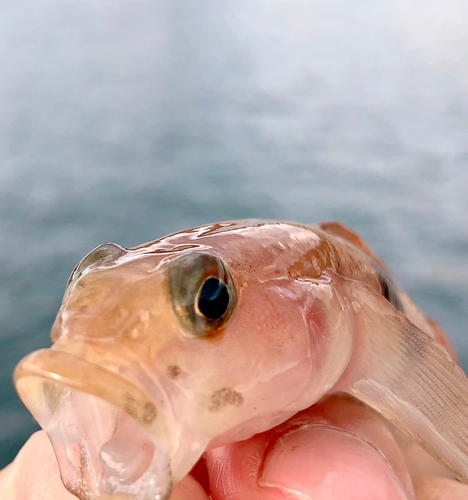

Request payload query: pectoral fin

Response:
[334,274,468,483]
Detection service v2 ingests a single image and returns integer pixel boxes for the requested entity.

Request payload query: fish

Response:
[13,220,468,500]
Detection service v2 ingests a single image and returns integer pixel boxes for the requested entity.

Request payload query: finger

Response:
[170,474,209,500]
[206,396,415,500]
[0,430,75,500]
[0,430,208,500]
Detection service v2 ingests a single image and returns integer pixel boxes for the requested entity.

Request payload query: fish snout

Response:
[14,349,175,500]
[52,257,175,348]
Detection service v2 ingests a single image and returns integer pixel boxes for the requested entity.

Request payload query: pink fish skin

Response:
[13,220,468,500]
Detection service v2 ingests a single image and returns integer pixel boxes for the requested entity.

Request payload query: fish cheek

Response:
[160,281,320,438]
[197,281,344,442]
[166,297,305,427]
[218,283,315,411]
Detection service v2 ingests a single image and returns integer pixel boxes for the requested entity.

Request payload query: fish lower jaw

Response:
[14,349,175,500]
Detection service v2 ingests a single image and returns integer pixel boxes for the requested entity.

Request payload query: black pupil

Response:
[198,278,229,320]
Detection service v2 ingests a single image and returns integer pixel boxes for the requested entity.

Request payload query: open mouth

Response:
[14,349,174,500]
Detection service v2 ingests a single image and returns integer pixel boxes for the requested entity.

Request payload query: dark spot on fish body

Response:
[167,364,183,380]
[209,388,244,412]
[378,269,404,312]
[122,392,157,424]
[123,392,138,418]
[143,402,157,424]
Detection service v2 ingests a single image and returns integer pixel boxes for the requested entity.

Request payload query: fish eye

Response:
[197,278,230,320]
[168,252,236,338]
[67,243,126,288]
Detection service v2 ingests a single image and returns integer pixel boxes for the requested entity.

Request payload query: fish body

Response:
[14,221,468,500]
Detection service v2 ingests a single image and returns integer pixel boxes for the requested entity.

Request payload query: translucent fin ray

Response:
[337,277,468,483]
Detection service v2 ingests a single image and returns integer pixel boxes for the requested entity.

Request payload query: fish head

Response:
[14,223,354,500]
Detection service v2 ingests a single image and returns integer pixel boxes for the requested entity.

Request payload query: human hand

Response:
[1,396,467,500]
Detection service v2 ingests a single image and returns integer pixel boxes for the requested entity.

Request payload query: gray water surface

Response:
[1,0,468,468]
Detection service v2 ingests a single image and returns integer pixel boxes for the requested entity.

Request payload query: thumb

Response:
[206,396,414,500]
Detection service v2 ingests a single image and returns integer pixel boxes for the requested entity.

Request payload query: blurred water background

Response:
[1,0,467,469]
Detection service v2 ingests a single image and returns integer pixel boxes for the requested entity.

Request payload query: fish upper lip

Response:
[14,349,162,431]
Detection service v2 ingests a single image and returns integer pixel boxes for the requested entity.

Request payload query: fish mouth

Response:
[14,349,174,500]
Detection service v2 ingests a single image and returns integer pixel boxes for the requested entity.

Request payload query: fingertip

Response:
[260,425,411,500]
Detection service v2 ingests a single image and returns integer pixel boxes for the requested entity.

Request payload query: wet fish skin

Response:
[13,220,468,499]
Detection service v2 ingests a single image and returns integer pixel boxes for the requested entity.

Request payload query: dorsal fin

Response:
[318,222,388,271]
